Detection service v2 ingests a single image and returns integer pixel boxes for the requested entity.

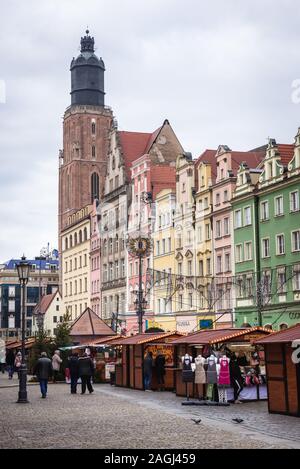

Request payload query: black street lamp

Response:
[16,255,30,404]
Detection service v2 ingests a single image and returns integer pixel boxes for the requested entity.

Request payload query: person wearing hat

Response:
[34,352,53,398]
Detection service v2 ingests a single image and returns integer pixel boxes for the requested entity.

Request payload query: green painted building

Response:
[232,131,300,331]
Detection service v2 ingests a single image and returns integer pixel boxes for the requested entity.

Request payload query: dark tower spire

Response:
[70,30,105,107]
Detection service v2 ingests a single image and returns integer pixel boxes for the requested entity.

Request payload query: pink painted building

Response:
[90,200,101,316]
[211,146,265,327]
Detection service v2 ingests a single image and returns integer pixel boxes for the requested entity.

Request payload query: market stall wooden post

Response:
[255,324,300,417]
[112,332,183,391]
[172,327,273,400]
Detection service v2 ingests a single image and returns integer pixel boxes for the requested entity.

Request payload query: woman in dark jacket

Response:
[68,352,79,394]
[229,353,244,403]
[78,353,95,394]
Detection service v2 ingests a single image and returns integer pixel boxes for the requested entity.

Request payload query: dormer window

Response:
[268,162,273,179]
[220,169,224,180]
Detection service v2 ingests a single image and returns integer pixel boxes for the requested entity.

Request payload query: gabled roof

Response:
[118,124,163,179]
[70,308,116,337]
[33,290,59,315]
[255,323,300,344]
[151,165,176,198]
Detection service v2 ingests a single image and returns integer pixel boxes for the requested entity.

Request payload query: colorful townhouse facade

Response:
[152,188,176,331]
[90,200,101,317]
[232,132,300,330]
[61,205,92,321]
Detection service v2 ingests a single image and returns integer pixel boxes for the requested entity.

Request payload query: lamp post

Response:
[16,255,30,404]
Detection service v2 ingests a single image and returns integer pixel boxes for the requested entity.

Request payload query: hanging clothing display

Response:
[194,356,206,384]
[206,356,218,384]
[182,355,194,383]
[218,357,230,386]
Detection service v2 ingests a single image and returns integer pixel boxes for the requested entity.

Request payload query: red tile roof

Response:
[171,327,272,345]
[151,165,176,198]
[118,125,163,179]
[277,144,295,166]
[118,131,152,178]
[33,290,58,315]
[255,323,300,344]
[70,308,116,337]
[195,149,218,181]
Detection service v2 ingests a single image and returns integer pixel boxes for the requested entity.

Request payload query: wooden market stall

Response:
[171,327,273,400]
[111,332,183,391]
[255,324,300,417]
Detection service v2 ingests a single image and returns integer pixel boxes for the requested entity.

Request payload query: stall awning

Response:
[255,324,300,344]
[6,337,44,350]
[171,327,272,346]
[110,332,183,346]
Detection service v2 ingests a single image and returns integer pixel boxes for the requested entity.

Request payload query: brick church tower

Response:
[58,30,113,236]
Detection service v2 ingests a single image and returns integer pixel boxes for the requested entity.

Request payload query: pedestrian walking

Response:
[6,350,15,379]
[14,351,22,379]
[0,353,6,374]
[230,352,244,404]
[155,353,166,391]
[143,351,153,391]
[78,353,95,394]
[34,352,53,398]
[52,350,63,383]
[68,351,79,394]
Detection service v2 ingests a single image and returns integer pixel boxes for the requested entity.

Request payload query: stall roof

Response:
[6,337,46,350]
[110,332,183,346]
[255,323,300,344]
[70,308,116,337]
[87,336,123,347]
[171,327,272,345]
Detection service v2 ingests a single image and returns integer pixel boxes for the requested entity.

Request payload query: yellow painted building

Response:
[61,205,92,321]
[152,189,177,331]
[194,159,215,328]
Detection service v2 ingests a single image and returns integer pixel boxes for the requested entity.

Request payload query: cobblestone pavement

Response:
[0,382,299,449]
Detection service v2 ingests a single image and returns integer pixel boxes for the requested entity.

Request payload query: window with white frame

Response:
[293,265,300,291]
[290,191,299,212]
[189,293,193,308]
[168,237,171,252]
[8,286,15,297]
[262,238,270,258]
[216,220,222,238]
[197,226,203,242]
[179,294,183,310]
[8,300,15,313]
[246,277,253,297]
[292,230,300,252]
[224,217,230,235]
[162,239,166,254]
[121,259,125,277]
[198,260,204,276]
[235,210,242,228]
[235,244,243,263]
[224,190,228,202]
[277,268,287,294]
[188,260,192,276]
[260,201,269,221]
[217,255,222,274]
[109,263,113,281]
[275,196,284,216]
[178,262,182,276]
[206,258,211,275]
[225,253,231,272]
[216,193,220,205]
[205,224,211,240]
[276,234,285,255]
[244,207,252,226]
[115,261,119,279]
[244,241,252,261]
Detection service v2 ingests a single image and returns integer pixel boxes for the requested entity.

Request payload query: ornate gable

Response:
[288,127,300,175]
[258,139,284,187]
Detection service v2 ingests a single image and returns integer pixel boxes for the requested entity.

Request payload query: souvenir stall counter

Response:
[171,327,273,402]
[255,324,300,417]
[111,332,183,391]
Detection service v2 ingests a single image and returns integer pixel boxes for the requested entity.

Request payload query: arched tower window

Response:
[69,235,73,248]
[92,122,96,134]
[65,237,68,251]
[92,145,96,158]
[91,172,99,202]
[84,227,88,241]
[79,230,82,243]
[74,232,78,245]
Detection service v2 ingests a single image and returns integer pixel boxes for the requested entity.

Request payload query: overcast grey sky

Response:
[1,0,300,262]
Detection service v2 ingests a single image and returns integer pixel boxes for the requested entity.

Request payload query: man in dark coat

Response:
[68,352,79,394]
[6,350,15,379]
[78,353,95,394]
[143,351,153,391]
[34,352,53,398]
[155,353,166,391]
